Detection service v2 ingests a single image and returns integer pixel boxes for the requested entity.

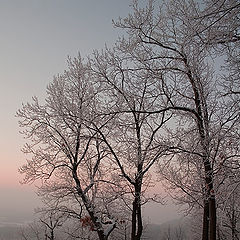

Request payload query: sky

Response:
[0,0,180,226]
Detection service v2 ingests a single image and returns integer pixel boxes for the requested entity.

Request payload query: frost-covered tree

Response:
[111,1,240,240]
[17,56,120,240]
[20,209,67,240]
[89,42,171,240]
[17,1,240,240]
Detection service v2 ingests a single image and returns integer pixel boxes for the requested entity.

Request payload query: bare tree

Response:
[17,56,120,240]
[20,222,42,240]
[17,2,239,240]
[112,1,240,240]
[161,224,186,240]
[20,209,66,240]
[217,171,240,240]
[89,43,171,240]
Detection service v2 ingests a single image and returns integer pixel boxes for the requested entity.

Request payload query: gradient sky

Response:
[0,0,180,225]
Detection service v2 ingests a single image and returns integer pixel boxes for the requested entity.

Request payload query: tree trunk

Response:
[50,229,54,240]
[209,196,216,240]
[183,50,217,240]
[131,198,137,240]
[201,157,216,240]
[202,200,209,240]
[131,182,143,240]
[203,159,216,240]
[72,167,107,240]
[136,201,143,239]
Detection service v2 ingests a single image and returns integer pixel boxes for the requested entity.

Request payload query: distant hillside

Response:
[143,218,190,240]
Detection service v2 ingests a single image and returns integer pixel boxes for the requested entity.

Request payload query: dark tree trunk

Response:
[203,159,216,240]
[209,196,216,240]
[131,198,137,240]
[131,181,143,240]
[202,200,209,240]
[50,230,54,240]
[136,200,143,239]
[201,161,217,240]
[183,50,217,240]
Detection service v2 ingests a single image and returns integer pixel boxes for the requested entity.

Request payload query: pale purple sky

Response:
[0,0,181,225]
